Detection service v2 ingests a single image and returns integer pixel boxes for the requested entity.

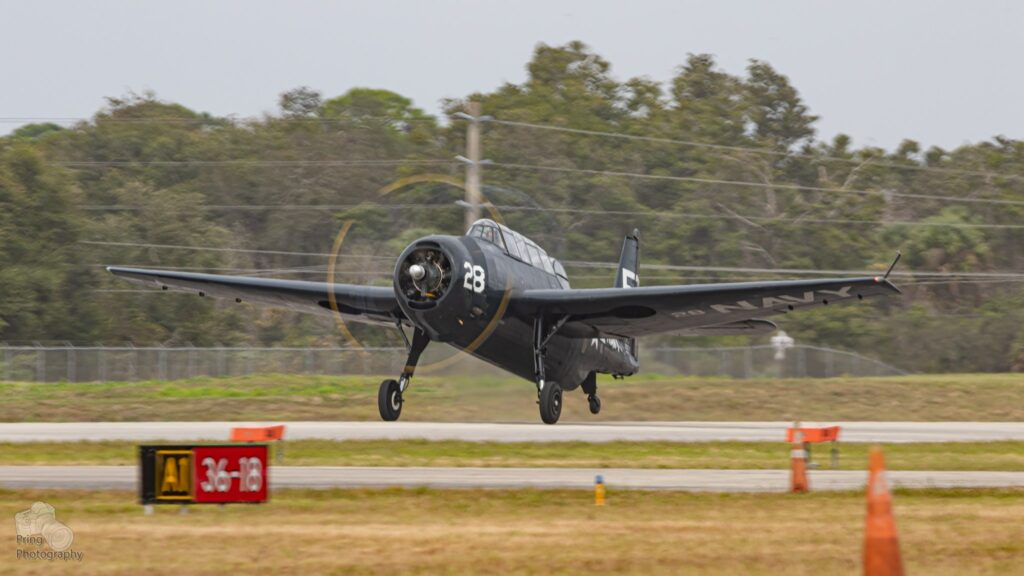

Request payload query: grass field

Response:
[2,487,1022,575]
[3,439,1024,471]
[1,372,1023,422]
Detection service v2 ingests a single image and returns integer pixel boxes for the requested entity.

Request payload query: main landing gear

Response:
[533,315,569,425]
[538,380,562,425]
[378,327,429,422]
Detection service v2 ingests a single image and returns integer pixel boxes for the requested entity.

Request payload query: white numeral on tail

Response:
[463,262,485,293]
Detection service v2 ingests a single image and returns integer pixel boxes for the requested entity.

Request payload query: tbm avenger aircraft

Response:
[109,219,901,424]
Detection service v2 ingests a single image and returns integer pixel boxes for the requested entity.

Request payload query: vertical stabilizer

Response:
[615,229,640,289]
[615,229,640,359]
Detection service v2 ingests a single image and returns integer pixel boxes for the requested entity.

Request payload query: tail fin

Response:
[615,229,640,359]
[614,229,640,288]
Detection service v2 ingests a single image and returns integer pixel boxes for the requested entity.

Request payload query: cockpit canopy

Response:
[467,219,569,288]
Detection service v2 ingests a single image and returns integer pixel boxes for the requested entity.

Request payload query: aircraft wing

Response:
[511,276,900,338]
[107,267,404,326]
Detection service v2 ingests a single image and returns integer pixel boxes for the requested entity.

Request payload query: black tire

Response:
[588,394,601,415]
[539,381,563,425]
[378,379,402,421]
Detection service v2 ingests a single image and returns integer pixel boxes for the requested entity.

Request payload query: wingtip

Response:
[883,251,902,281]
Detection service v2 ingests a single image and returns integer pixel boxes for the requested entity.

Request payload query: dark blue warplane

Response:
[109,220,900,424]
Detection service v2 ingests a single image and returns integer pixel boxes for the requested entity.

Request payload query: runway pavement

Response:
[2,465,1023,492]
[2,421,1024,443]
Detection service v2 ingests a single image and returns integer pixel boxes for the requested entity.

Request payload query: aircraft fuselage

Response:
[394,234,638,390]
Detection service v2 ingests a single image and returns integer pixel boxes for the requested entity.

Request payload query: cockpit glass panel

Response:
[514,235,528,261]
[553,261,567,277]
[492,226,504,248]
[526,245,542,267]
[468,220,509,254]
[502,228,522,259]
[553,261,570,287]
[470,219,564,272]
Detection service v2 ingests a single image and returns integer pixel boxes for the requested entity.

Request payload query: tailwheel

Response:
[539,381,563,425]
[588,394,601,415]
[378,379,402,421]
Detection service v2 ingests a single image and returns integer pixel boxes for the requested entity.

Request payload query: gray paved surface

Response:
[2,421,1024,443]
[2,466,1023,492]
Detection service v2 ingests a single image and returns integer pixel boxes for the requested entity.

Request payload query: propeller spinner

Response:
[398,245,452,302]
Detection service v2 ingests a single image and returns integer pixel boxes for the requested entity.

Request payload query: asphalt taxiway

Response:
[2,421,1023,443]
[2,465,1022,492]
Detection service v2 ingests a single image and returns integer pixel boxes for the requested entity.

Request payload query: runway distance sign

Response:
[139,444,269,505]
[192,445,267,503]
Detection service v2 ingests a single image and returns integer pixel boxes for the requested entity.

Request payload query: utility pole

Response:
[453,102,490,231]
[465,102,482,230]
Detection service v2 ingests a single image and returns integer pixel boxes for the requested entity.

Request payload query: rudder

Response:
[615,229,640,359]
[615,228,640,288]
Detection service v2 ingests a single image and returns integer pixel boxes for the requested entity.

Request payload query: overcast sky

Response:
[3,0,1022,149]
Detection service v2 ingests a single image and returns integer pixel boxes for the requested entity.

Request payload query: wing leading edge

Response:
[107,267,404,326]
[511,276,900,338]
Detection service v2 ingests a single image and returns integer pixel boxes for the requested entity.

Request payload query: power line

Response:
[56,159,453,168]
[83,240,1024,280]
[77,201,1024,231]
[907,278,1024,286]
[562,259,1024,280]
[81,203,425,211]
[81,240,390,259]
[0,115,439,125]
[93,262,391,272]
[490,161,1024,208]
[8,112,1020,180]
[490,118,1024,182]
[492,205,1024,231]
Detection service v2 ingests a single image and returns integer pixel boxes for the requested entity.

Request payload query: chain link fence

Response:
[643,345,907,379]
[0,343,906,382]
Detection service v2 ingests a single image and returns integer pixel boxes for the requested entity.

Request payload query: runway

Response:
[2,421,1024,443]
[2,465,1023,492]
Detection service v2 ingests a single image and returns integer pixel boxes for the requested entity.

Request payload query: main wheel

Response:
[588,394,601,415]
[539,381,563,425]
[378,379,402,421]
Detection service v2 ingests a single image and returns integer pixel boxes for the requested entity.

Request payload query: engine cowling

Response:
[396,244,453,305]
[393,236,473,341]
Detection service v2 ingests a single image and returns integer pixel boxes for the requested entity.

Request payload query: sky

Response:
[2,0,1022,150]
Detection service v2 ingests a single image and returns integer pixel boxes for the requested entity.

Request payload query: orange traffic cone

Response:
[790,424,809,493]
[864,447,904,576]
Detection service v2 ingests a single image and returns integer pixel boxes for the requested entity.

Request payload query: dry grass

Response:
[4,439,1024,471]
[1,487,1023,575]
[2,372,1023,423]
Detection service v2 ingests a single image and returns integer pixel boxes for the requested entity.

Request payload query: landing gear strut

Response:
[581,371,601,415]
[533,315,568,425]
[378,326,429,422]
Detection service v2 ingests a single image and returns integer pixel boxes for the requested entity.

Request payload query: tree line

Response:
[2,40,1023,373]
